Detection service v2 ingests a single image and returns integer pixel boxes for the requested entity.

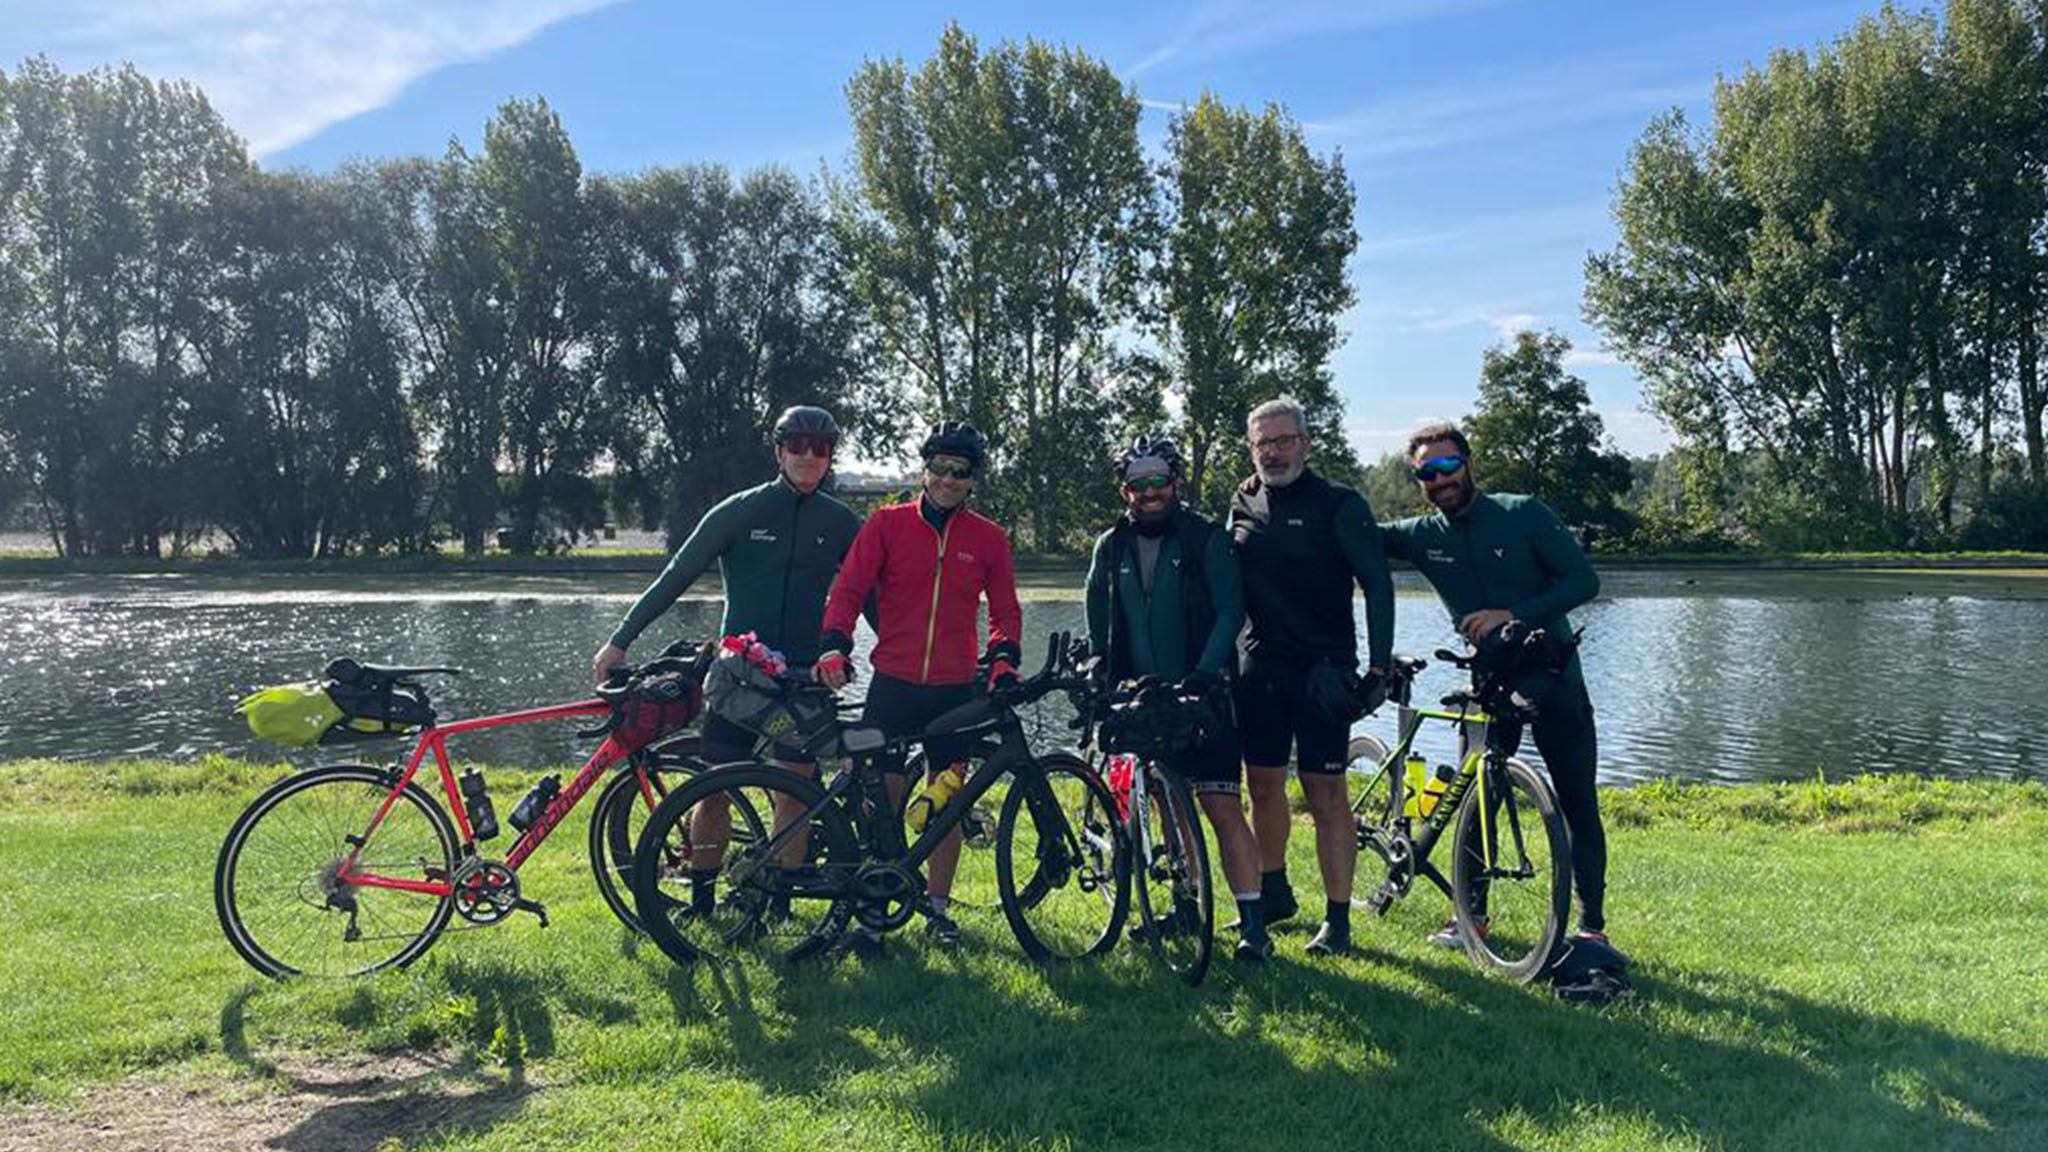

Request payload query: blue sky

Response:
[8,0,1886,461]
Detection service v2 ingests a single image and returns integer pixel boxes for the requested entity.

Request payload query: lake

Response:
[2,566,2044,783]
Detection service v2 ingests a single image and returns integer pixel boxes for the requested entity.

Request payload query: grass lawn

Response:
[2,759,2044,1151]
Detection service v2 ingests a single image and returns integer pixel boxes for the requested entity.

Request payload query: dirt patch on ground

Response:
[1,1052,533,1152]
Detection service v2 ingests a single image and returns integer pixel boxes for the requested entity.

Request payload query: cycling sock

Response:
[688,867,718,915]
[927,895,950,917]
[1260,867,1289,895]
[1325,898,1350,929]
[1234,894,1267,939]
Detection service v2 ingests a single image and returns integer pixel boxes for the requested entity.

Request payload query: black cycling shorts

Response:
[859,672,979,776]
[1162,709,1244,794]
[1235,662,1350,775]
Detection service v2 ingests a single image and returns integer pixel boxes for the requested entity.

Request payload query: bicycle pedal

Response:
[515,898,549,928]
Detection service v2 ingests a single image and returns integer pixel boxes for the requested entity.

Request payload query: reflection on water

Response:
[1,570,2043,783]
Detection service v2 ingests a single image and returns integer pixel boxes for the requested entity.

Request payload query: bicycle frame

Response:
[736,702,1048,901]
[336,698,642,897]
[1353,699,1514,901]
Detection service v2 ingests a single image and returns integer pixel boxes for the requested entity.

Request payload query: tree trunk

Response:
[2023,314,2045,485]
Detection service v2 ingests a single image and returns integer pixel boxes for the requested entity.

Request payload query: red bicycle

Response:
[214,646,730,978]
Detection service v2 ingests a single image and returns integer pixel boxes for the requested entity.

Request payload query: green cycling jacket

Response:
[1379,491,1598,670]
[1084,510,1243,680]
[609,477,861,665]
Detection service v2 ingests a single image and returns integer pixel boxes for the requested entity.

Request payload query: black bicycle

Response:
[1081,676,1225,985]
[628,633,1130,965]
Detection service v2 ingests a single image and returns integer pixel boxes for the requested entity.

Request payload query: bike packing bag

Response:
[702,649,836,755]
[1098,681,1214,761]
[235,673,433,746]
[611,660,707,753]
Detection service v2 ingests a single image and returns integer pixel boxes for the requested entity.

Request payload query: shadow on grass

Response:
[669,939,2045,1152]
[216,929,2046,1152]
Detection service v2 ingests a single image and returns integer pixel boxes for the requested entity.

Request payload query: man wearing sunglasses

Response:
[1229,395,1395,958]
[1380,419,1610,954]
[591,405,861,916]
[1084,436,1272,961]
[816,419,1022,949]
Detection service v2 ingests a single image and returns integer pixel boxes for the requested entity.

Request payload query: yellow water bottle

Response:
[1418,765,1454,818]
[1402,754,1429,818]
[906,763,966,833]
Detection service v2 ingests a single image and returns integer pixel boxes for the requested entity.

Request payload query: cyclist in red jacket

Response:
[816,421,1022,948]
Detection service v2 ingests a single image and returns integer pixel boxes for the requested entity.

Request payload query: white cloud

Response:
[1125,0,1506,79]
[1596,406,1672,456]
[1486,312,1539,339]
[1564,346,1626,367]
[20,0,627,156]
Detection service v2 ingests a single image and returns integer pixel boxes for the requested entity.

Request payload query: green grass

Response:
[3,758,2045,1151]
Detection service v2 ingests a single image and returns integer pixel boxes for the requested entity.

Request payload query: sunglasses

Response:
[1412,453,1466,481]
[926,461,975,480]
[781,435,834,459]
[1252,433,1303,453]
[1123,474,1175,492]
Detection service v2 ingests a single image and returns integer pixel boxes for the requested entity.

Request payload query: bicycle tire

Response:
[996,751,1129,961]
[215,765,457,979]
[630,762,859,966]
[1130,765,1213,986]
[1449,756,1572,983]
[590,738,751,934]
[1344,734,1403,908]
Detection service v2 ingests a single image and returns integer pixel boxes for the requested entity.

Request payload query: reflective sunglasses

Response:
[1123,473,1175,492]
[781,435,834,459]
[926,460,976,480]
[1412,453,1466,481]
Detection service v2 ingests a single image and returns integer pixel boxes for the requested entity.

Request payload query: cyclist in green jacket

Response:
[590,405,861,916]
[1379,419,1611,951]
[1085,436,1272,961]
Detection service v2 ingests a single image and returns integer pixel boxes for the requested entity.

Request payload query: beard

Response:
[1257,458,1305,487]
[1428,473,1477,515]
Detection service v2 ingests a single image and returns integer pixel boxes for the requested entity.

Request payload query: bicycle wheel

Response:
[996,752,1128,961]
[590,737,762,935]
[630,763,858,965]
[1129,765,1213,985]
[1344,734,1405,908]
[1449,756,1572,982]
[215,765,457,979]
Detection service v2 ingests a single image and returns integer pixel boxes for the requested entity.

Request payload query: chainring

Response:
[451,858,520,925]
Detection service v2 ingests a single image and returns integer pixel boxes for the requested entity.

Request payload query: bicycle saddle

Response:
[325,658,463,684]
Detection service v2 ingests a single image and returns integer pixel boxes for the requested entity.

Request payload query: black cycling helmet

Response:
[1114,434,1182,480]
[772,405,841,445]
[920,420,985,468]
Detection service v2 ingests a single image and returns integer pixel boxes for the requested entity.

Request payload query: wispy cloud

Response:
[1486,312,1539,338]
[1311,71,1708,161]
[18,0,627,155]
[1125,0,1506,79]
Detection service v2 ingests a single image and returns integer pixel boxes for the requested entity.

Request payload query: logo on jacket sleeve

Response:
[1425,547,1455,565]
[749,528,777,542]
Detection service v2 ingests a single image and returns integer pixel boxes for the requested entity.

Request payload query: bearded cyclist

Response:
[1379,419,1610,956]
[1085,436,1271,961]
[590,405,861,916]
[1229,395,1396,958]
[815,420,1023,949]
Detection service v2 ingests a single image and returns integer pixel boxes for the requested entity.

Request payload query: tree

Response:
[1466,330,1633,533]
[839,25,1152,548]
[1155,94,1360,512]
[590,164,884,541]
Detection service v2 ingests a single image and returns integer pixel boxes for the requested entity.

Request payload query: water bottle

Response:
[1402,753,1429,818]
[1106,754,1135,817]
[459,769,498,841]
[906,763,966,833]
[1418,765,1455,818]
[508,774,561,833]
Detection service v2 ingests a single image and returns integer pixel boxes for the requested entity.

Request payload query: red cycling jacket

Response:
[821,499,1023,686]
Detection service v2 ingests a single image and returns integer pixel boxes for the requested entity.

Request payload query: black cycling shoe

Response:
[837,927,886,959]
[1233,933,1274,962]
[1303,921,1351,957]
[924,911,962,948]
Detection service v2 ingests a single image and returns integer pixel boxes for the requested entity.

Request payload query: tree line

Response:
[1588,0,2048,551]
[0,25,1362,558]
